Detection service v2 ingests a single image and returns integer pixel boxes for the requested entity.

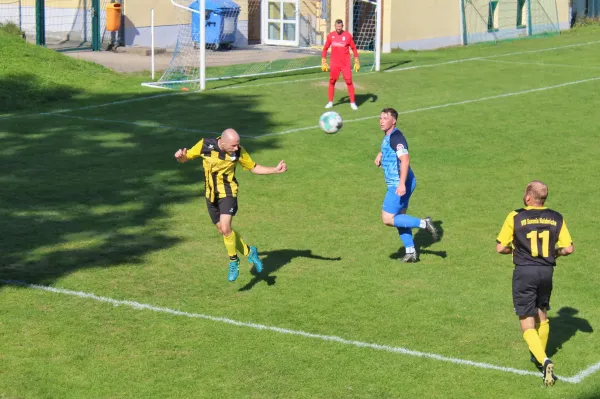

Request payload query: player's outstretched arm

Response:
[251,160,287,175]
[175,148,189,163]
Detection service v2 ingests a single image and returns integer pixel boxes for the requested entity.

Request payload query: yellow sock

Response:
[538,319,550,352]
[223,232,237,258]
[233,229,250,256]
[523,328,547,364]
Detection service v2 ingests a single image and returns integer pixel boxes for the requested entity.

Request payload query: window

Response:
[488,1,499,32]
[517,0,526,28]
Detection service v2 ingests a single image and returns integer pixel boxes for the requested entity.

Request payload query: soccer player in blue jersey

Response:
[375,108,439,262]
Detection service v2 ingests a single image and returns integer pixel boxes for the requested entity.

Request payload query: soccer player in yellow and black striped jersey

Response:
[175,128,287,282]
[496,181,574,386]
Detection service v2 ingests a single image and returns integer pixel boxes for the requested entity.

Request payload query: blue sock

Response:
[393,214,422,229]
[397,227,414,249]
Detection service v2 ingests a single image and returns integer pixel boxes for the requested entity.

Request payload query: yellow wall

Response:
[389,0,461,45]
[384,0,570,51]
[124,0,180,28]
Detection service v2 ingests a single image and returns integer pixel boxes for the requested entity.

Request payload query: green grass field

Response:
[1,25,600,399]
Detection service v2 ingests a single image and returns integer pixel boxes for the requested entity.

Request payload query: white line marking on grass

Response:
[0,92,186,122]
[210,72,376,92]
[385,40,600,73]
[478,58,600,70]
[2,40,598,123]
[45,76,600,139]
[256,76,600,138]
[5,279,593,383]
[567,361,600,384]
[52,114,247,137]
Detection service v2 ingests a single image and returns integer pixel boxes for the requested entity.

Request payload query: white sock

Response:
[419,220,426,229]
[405,247,416,254]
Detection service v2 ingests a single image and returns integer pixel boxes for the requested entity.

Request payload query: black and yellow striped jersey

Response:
[497,206,573,267]
[186,137,256,201]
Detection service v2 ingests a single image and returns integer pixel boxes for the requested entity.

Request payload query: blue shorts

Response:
[382,178,416,215]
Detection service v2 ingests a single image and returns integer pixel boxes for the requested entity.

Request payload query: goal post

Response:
[460,0,560,45]
[142,0,382,91]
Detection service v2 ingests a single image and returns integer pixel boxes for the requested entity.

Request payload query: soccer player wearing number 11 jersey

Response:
[496,181,574,386]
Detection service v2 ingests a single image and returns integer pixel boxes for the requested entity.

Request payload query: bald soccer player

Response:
[175,128,287,282]
[496,181,574,386]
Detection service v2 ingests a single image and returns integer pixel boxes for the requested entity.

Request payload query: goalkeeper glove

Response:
[353,58,360,73]
[321,58,329,72]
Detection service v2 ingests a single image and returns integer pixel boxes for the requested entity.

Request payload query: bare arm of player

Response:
[555,246,574,257]
[251,160,287,175]
[496,212,515,254]
[374,152,382,167]
[496,243,513,254]
[174,148,188,163]
[396,154,410,196]
[555,221,574,257]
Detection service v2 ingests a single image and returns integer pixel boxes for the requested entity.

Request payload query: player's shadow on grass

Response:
[336,93,377,107]
[238,249,341,291]
[546,307,593,357]
[0,76,283,289]
[389,220,447,261]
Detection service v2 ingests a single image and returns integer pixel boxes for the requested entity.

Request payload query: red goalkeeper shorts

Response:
[329,65,353,83]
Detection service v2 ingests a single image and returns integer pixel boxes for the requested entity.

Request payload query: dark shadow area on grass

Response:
[336,93,378,107]
[576,387,600,399]
[390,220,446,261]
[546,307,593,358]
[0,73,83,112]
[380,60,413,71]
[0,80,282,290]
[239,249,341,291]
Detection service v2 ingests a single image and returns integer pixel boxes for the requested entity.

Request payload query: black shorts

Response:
[512,266,554,317]
[206,196,238,225]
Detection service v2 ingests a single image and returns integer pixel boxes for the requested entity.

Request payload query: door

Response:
[262,0,300,46]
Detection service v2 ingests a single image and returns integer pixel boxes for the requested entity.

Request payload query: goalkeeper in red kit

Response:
[321,19,360,110]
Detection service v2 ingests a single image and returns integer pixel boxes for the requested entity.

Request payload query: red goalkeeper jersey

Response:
[322,31,359,67]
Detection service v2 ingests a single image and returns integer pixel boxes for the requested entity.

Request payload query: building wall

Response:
[122,0,329,48]
[383,0,570,52]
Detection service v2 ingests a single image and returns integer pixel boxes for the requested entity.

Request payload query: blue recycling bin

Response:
[190,0,240,50]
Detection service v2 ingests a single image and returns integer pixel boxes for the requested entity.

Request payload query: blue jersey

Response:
[381,128,414,188]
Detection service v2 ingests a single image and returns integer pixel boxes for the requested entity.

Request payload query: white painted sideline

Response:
[53,114,245,137]
[40,76,600,139]
[254,75,600,138]
[478,58,600,70]
[385,40,600,73]
[2,40,599,123]
[4,279,597,383]
[0,92,186,122]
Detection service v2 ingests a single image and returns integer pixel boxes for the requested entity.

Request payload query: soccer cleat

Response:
[350,102,358,110]
[325,102,333,109]
[228,259,240,282]
[248,246,263,273]
[530,352,543,373]
[401,252,418,263]
[542,359,556,386]
[424,217,439,242]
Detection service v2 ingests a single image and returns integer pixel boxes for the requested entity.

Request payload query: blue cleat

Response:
[228,259,240,282]
[248,246,263,273]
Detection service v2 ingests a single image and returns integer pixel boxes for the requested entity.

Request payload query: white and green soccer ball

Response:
[319,111,343,134]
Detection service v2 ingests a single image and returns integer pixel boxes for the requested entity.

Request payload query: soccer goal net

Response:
[143,0,381,91]
[461,0,560,45]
